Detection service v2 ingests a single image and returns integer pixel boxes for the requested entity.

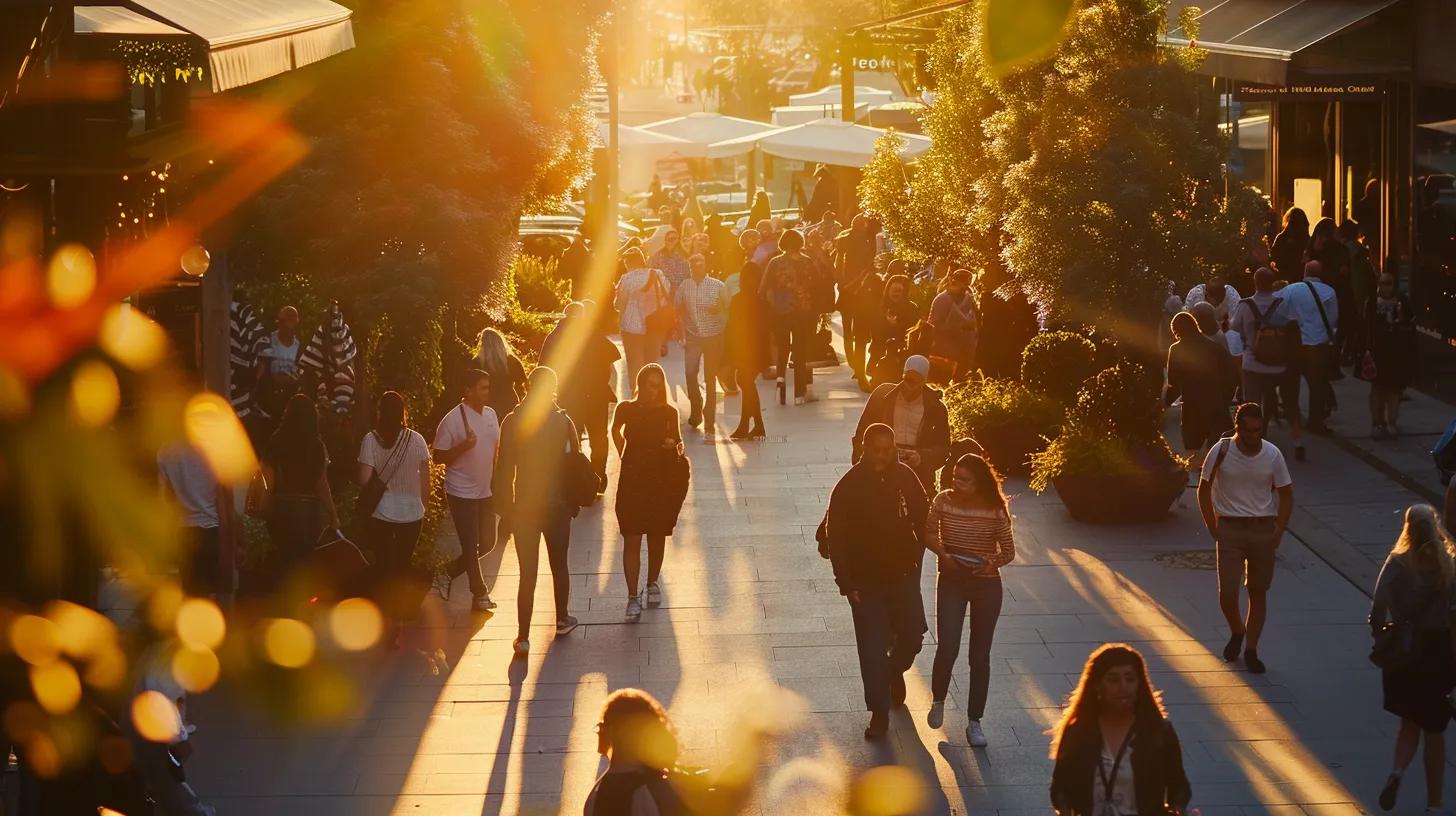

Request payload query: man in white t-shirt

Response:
[255,305,303,420]
[158,442,235,601]
[1196,402,1294,675]
[433,369,502,611]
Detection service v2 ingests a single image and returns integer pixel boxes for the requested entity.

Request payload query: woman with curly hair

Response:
[584,689,683,816]
[1049,644,1191,816]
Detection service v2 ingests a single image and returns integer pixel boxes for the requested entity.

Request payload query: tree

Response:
[861,0,1262,351]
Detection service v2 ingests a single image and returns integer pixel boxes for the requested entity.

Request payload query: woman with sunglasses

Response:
[923,453,1015,747]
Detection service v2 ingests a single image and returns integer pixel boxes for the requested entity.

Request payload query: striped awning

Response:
[123,0,355,92]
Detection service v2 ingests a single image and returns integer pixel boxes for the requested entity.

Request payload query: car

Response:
[770,66,816,97]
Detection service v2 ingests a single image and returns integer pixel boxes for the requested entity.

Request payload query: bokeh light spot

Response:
[852,765,927,816]
[45,600,116,658]
[131,690,182,743]
[328,598,382,651]
[25,733,62,779]
[99,305,168,369]
[67,360,120,428]
[46,243,96,308]
[84,643,128,690]
[183,392,258,484]
[10,614,62,666]
[146,583,184,633]
[170,646,221,693]
[263,618,315,668]
[175,598,226,651]
[30,662,82,715]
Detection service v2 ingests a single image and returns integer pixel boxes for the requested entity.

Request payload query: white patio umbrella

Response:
[595,121,708,159]
[637,112,779,159]
[710,118,931,169]
[788,85,894,107]
[771,103,868,127]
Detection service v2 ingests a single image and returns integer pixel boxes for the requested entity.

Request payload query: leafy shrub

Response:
[1021,331,1102,404]
[366,314,444,423]
[909,276,939,319]
[946,377,1063,438]
[1066,363,1163,443]
[1029,432,1185,493]
[510,254,570,313]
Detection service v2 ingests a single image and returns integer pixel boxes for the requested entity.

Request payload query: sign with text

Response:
[1234,82,1385,101]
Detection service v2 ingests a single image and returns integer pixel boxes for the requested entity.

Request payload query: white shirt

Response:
[262,331,300,377]
[1185,283,1243,327]
[1093,737,1137,816]
[158,446,219,528]
[357,429,430,523]
[1200,438,1292,518]
[615,268,670,336]
[433,404,500,500]
[1278,278,1339,345]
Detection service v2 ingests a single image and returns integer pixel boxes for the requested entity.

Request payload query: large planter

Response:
[1050,468,1185,524]
[974,422,1049,477]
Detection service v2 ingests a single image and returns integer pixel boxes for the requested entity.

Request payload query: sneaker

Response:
[967,719,988,747]
[626,597,642,622]
[864,710,889,740]
[555,616,580,637]
[512,638,529,659]
[926,700,945,729]
[472,594,496,611]
[644,583,663,608]
[1379,771,1401,811]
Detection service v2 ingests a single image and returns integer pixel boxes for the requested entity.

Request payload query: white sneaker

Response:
[644,583,662,608]
[794,395,805,406]
[967,719,988,747]
[512,638,529,659]
[926,700,945,729]
[803,385,819,403]
[626,597,642,621]
[555,616,579,636]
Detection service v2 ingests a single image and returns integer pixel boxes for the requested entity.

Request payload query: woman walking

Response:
[1049,644,1192,816]
[476,328,528,421]
[1371,504,1456,813]
[929,269,979,379]
[1165,311,1232,502]
[925,454,1016,748]
[869,273,919,386]
[726,260,768,439]
[356,391,431,645]
[612,365,689,622]
[1270,206,1310,280]
[584,689,684,816]
[261,394,340,577]
[759,229,820,404]
[615,248,673,396]
[1364,272,1417,438]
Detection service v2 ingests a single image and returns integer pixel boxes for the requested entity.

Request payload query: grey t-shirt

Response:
[158,446,219,529]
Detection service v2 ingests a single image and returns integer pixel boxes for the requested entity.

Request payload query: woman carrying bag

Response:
[1370,504,1456,812]
[615,248,673,395]
[356,391,432,646]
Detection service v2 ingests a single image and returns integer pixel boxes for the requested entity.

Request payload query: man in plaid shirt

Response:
[675,253,731,434]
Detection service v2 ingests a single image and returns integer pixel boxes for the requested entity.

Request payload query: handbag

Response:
[357,429,411,521]
[1370,590,1438,671]
[244,469,272,520]
[563,427,600,509]
[1305,281,1344,382]
[1358,350,1378,381]
[642,272,677,336]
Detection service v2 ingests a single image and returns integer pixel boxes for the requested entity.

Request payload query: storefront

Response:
[1165,0,1456,384]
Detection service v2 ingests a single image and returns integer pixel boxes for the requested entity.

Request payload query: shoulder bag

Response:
[643,272,677,336]
[1371,586,1438,671]
[357,430,411,520]
[1304,281,1344,381]
[562,416,600,509]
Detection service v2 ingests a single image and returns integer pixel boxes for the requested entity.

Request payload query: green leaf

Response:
[981,0,1077,77]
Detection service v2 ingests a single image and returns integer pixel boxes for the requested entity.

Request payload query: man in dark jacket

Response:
[826,423,930,739]
[542,301,620,492]
[851,355,951,491]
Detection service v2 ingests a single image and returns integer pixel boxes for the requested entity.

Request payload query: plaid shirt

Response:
[674,275,730,338]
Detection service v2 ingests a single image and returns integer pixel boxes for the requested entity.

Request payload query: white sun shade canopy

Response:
[638,113,779,159]
[788,85,895,107]
[709,118,931,168]
[596,121,708,159]
[75,7,188,36]
[125,0,356,92]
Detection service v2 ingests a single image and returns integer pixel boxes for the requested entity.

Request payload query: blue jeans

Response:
[447,495,497,597]
[847,575,927,713]
[930,571,1002,719]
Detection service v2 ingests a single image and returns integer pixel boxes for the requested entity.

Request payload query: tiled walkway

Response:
[189,340,1447,815]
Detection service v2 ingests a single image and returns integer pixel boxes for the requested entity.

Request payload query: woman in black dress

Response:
[612,364,689,622]
[726,261,768,439]
[1364,272,1417,439]
[1371,504,1456,812]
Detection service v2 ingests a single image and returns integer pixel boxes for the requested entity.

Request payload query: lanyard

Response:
[1097,727,1135,805]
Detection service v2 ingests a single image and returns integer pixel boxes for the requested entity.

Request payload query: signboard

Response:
[1234,82,1385,101]
[853,56,899,71]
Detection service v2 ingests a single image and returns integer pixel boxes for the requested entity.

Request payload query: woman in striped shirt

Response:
[925,453,1016,747]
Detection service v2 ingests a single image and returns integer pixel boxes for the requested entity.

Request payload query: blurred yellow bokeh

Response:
[175,598,226,651]
[67,360,120,428]
[171,645,221,693]
[328,598,383,651]
[147,583,184,632]
[131,690,182,743]
[25,732,62,779]
[183,392,259,484]
[45,600,116,659]
[84,643,129,690]
[853,765,927,816]
[46,243,96,308]
[99,305,169,369]
[263,618,316,668]
[30,661,82,715]
[0,365,30,419]
[10,614,62,666]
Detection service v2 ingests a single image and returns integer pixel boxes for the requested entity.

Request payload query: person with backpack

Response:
[1232,268,1304,459]
[433,370,502,612]
[759,228,821,405]
[584,689,685,816]
[494,366,581,656]
[1196,403,1294,675]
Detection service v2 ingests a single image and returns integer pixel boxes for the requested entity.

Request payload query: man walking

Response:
[836,214,879,389]
[852,355,951,491]
[1197,403,1294,674]
[433,369,501,611]
[1280,259,1340,446]
[1231,267,1303,457]
[825,423,930,739]
[675,253,731,434]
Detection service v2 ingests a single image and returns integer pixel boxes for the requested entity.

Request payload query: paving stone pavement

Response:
[187,339,1456,816]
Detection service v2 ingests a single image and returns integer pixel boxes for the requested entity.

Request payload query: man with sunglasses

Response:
[1196,402,1294,675]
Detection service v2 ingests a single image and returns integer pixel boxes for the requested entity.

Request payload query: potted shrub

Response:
[1021,331,1104,405]
[945,377,1062,476]
[1030,363,1187,523]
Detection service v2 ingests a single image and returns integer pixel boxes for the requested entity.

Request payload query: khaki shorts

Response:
[1216,516,1278,594]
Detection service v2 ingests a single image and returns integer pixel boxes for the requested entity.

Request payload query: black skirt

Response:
[1383,629,1456,733]
[615,450,690,536]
